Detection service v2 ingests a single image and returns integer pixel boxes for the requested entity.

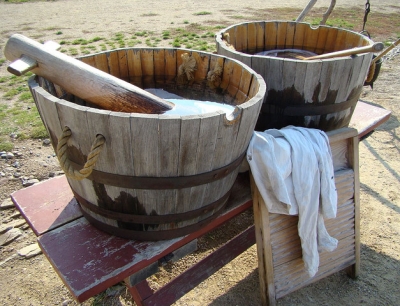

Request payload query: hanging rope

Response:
[56,126,105,180]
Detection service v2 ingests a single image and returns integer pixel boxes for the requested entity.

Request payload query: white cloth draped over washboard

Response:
[247,126,338,277]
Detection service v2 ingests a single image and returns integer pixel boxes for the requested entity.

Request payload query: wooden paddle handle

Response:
[4,34,174,114]
[304,42,384,60]
[372,38,400,63]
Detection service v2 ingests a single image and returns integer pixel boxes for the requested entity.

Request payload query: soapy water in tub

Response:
[146,88,235,116]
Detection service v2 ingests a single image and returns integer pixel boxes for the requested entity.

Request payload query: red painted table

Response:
[12,172,254,305]
[10,101,391,305]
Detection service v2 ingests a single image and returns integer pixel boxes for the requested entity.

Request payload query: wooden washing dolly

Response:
[11,102,390,306]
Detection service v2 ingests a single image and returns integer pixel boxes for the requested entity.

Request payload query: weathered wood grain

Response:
[28,47,265,240]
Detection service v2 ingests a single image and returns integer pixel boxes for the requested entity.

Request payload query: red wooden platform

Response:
[12,173,254,304]
[10,101,391,305]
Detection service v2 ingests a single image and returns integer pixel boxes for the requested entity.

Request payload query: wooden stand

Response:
[251,127,360,306]
[11,173,254,305]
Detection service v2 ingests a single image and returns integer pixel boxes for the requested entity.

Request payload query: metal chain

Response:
[362,0,370,32]
[360,0,371,37]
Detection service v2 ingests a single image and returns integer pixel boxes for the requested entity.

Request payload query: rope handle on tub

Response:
[56,126,105,180]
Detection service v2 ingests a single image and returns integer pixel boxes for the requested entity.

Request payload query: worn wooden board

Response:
[349,101,391,139]
[11,175,81,236]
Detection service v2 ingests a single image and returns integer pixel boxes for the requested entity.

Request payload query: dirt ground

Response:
[0,0,399,305]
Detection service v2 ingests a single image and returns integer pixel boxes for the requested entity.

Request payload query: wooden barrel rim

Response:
[73,189,231,224]
[68,151,246,189]
[79,196,229,241]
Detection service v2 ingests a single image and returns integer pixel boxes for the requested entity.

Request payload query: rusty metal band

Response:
[69,151,246,189]
[73,188,231,224]
[79,198,228,241]
[283,96,359,116]
[263,95,359,116]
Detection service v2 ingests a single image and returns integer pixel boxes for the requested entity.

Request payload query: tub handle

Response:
[56,126,105,180]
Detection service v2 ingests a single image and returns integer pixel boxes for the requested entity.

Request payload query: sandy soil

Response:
[0,1,399,305]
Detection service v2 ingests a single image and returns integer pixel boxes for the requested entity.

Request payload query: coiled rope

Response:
[56,126,105,180]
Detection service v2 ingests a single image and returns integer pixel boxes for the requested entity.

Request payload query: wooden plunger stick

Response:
[4,34,174,114]
[302,42,384,60]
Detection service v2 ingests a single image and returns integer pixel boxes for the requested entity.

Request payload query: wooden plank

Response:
[140,49,155,88]
[327,127,358,144]
[302,60,322,126]
[177,115,201,176]
[212,111,238,169]
[276,21,287,49]
[284,21,296,49]
[11,175,81,236]
[153,48,165,82]
[303,25,319,51]
[117,49,129,79]
[189,112,220,210]
[275,249,355,298]
[264,22,277,50]
[158,115,180,215]
[314,26,329,54]
[347,134,360,278]
[251,175,277,306]
[324,27,339,53]
[84,108,113,171]
[226,59,242,98]
[140,226,255,306]
[126,48,142,85]
[293,23,308,49]
[231,97,262,161]
[38,217,183,303]
[107,52,121,78]
[281,58,296,103]
[255,22,265,53]
[29,81,63,148]
[333,27,347,51]
[93,52,109,73]
[176,114,200,215]
[226,26,236,48]
[247,22,257,53]
[131,114,160,214]
[335,57,354,105]
[164,48,177,83]
[269,215,297,234]
[126,280,154,306]
[274,236,355,281]
[79,55,96,67]
[349,101,391,139]
[238,66,253,99]
[251,52,267,77]
[235,23,248,52]
[292,60,307,105]
[317,58,336,103]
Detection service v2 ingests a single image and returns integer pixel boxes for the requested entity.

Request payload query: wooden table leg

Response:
[125,279,154,306]
[125,226,255,306]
